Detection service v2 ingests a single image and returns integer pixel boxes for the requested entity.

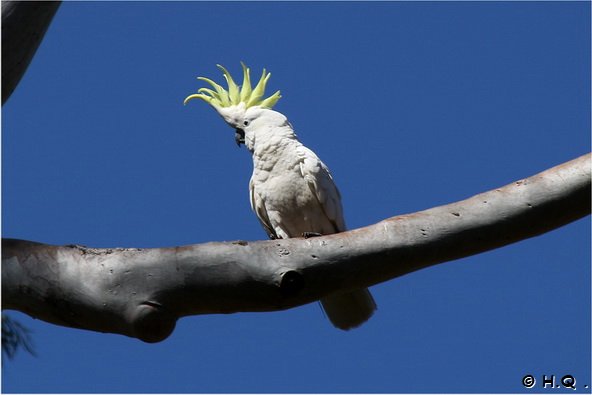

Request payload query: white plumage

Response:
[185,64,377,329]
[231,107,376,330]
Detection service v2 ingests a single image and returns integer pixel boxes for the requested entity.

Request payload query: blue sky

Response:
[2,1,590,393]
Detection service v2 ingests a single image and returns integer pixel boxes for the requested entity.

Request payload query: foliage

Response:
[2,314,36,360]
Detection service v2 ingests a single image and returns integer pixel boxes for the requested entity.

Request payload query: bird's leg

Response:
[302,232,323,239]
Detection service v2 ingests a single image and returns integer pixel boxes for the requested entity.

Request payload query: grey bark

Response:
[2,0,61,359]
[2,153,590,343]
[2,1,61,104]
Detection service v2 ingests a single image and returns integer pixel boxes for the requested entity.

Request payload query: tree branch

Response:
[2,153,590,342]
[2,1,61,104]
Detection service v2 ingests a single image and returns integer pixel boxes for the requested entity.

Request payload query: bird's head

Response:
[184,63,286,150]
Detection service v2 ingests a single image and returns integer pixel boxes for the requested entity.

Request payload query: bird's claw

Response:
[302,232,323,239]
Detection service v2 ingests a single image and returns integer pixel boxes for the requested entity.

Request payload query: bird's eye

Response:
[243,120,249,126]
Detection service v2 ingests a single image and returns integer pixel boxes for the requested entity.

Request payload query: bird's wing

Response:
[249,177,278,239]
[297,145,346,232]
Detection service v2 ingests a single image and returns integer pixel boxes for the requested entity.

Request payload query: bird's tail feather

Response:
[320,288,377,330]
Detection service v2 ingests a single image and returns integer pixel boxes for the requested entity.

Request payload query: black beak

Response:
[235,128,245,147]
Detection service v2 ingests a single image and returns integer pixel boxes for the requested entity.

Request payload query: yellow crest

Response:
[184,62,281,110]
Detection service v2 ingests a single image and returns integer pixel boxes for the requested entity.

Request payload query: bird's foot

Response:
[302,232,323,239]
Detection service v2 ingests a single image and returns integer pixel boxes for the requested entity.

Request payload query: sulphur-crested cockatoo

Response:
[184,63,376,330]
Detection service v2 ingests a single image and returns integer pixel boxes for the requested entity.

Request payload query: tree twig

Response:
[2,1,61,104]
[2,153,590,342]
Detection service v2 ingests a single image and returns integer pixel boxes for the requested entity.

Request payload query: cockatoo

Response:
[184,63,376,330]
